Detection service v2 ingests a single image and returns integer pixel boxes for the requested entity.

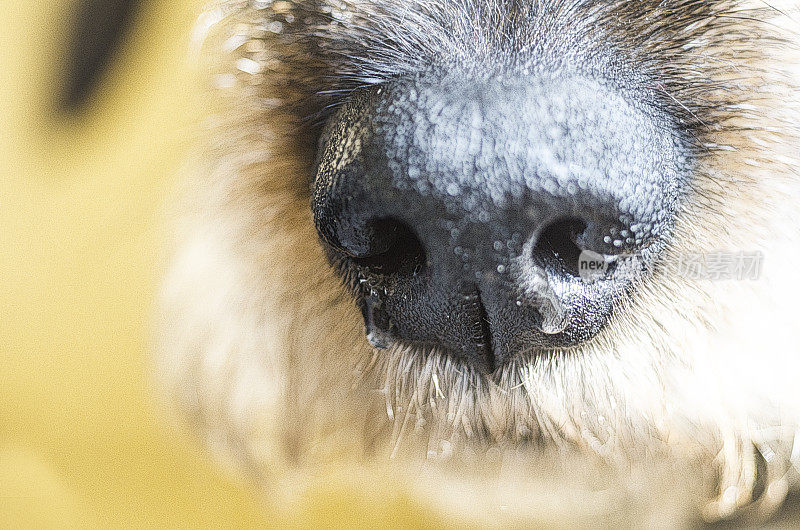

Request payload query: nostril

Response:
[531,218,587,278]
[351,218,427,276]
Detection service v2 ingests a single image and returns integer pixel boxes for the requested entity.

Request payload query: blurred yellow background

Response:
[0,0,273,526]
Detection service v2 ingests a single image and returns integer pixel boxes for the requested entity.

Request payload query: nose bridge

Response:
[369,76,531,208]
[363,72,684,258]
[363,77,530,252]
[361,76,586,271]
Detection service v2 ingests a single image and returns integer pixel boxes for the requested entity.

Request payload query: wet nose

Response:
[312,73,687,370]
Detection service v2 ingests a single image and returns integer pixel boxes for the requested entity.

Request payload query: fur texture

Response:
[158,0,800,525]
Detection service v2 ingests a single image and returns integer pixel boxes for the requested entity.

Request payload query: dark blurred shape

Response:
[59,0,143,112]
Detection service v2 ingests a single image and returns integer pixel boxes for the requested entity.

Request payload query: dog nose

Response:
[313,73,687,370]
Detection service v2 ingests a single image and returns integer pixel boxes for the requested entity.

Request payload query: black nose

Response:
[313,73,688,370]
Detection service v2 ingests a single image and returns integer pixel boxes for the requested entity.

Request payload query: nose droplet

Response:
[539,296,569,335]
[529,280,570,335]
[366,328,393,349]
[362,295,395,349]
[513,255,571,335]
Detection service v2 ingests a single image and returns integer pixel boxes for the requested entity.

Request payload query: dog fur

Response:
[157,0,800,525]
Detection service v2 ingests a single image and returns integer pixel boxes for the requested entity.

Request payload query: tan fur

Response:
[157,0,800,525]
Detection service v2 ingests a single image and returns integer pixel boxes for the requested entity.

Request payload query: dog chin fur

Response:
[156,0,800,525]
